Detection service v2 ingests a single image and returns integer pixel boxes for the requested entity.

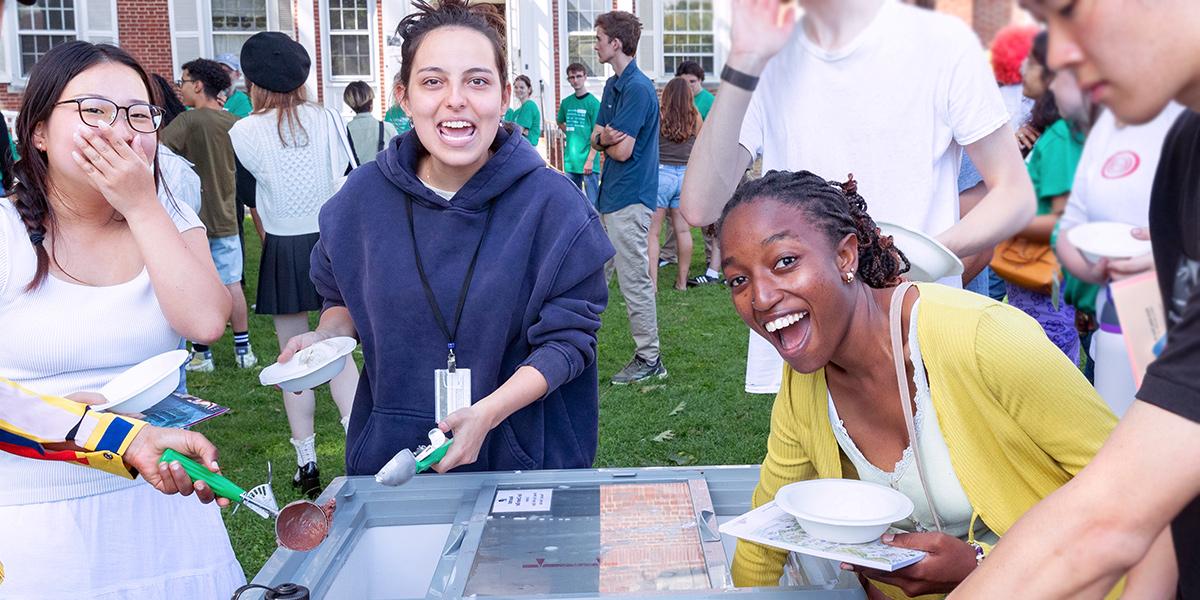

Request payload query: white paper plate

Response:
[776,479,914,544]
[1067,221,1152,262]
[877,222,964,283]
[259,337,357,392]
[94,349,189,414]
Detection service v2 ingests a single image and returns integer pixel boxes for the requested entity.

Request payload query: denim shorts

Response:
[656,164,686,210]
[208,234,243,285]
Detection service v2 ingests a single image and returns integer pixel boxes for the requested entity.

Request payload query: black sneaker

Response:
[687,274,724,287]
[292,462,322,499]
[611,355,667,385]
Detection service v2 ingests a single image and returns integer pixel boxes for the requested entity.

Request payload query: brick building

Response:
[0,0,1026,121]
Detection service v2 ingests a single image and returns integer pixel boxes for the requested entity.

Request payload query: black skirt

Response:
[256,232,323,315]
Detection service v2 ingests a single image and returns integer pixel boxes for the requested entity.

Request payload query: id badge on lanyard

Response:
[435,348,471,422]
[407,198,494,424]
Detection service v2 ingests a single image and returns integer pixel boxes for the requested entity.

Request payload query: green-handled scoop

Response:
[159,448,280,518]
[158,450,334,552]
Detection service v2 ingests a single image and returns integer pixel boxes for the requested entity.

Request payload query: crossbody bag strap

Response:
[888,281,944,533]
[376,120,385,153]
[326,107,359,171]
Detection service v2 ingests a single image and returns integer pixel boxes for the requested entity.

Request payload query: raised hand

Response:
[729,0,799,75]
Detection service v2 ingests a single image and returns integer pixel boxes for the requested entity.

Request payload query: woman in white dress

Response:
[0,41,244,598]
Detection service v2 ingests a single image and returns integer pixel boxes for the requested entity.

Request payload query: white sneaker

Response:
[186,352,214,373]
[235,348,258,369]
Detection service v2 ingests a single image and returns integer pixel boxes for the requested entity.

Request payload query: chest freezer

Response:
[248,466,865,599]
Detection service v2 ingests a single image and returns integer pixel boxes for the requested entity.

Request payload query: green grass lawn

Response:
[190,223,773,576]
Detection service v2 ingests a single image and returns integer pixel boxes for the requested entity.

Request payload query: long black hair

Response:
[151,73,188,128]
[718,170,910,288]
[1026,31,1060,135]
[11,41,161,290]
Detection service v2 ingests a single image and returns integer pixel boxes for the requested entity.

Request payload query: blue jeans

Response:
[567,172,599,206]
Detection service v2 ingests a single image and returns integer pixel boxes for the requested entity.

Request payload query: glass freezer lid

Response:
[464,479,727,595]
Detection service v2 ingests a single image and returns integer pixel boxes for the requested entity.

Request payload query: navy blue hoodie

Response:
[312,125,614,475]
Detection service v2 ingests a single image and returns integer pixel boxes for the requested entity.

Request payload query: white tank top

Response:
[828,299,991,540]
[0,197,203,505]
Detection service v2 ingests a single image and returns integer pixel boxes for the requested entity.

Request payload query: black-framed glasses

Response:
[55,97,165,133]
[174,78,197,87]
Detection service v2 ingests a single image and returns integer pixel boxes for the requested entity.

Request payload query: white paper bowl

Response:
[775,479,915,544]
[259,337,357,393]
[94,349,189,414]
[1067,221,1152,263]
[876,222,964,283]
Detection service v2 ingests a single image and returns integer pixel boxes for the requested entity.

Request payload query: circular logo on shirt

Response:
[1101,151,1141,179]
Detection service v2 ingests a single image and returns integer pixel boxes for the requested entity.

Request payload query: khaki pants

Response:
[601,203,660,363]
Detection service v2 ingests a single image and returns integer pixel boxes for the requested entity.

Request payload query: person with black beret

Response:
[228,31,360,499]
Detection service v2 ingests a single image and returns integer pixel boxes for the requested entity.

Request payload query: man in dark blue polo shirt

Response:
[591,10,664,385]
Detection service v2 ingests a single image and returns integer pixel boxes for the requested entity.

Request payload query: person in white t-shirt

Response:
[680,0,1035,394]
[1055,104,1185,417]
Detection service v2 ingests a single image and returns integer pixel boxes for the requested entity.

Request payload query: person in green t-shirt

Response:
[383,71,413,135]
[215,53,253,118]
[556,63,601,205]
[675,60,713,121]
[504,74,541,147]
[384,104,413,135]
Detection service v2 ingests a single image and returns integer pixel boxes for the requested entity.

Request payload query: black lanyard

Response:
[406,197,495,372]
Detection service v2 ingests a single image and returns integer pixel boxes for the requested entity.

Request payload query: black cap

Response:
[17,0,38,5]
[240,32,310,93]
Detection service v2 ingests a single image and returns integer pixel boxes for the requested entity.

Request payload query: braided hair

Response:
[717,170,910,288]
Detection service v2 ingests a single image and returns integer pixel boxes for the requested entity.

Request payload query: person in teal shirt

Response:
[675,60,713,121]
[215,53,252,118]
[505,74,541,147]
[557,63,601,205]
[384,103,412,135]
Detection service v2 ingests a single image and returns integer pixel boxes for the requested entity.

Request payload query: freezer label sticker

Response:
[492,489,553,513]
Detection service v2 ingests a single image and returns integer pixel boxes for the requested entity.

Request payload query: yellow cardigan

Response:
[731,284,1118,598]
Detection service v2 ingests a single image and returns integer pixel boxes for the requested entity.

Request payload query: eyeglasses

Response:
[55,97,165,133]
[174,78,197,87]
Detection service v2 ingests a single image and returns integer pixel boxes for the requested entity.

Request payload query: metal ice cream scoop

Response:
[374,428,454,486]
[158,450,335,552]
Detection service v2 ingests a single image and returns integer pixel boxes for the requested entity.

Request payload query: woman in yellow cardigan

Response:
[717,170,1117,599]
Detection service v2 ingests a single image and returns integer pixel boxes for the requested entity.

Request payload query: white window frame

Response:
[660,0,716,79]
[320,0,376,83]
[636,0,730,84]
[558,0,610,88]
[2,0,116,87]
[202,0,285,72]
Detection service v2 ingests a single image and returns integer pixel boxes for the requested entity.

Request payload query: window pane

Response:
[213,0,267,32]
[20,33,74,77]
[331,34,371,77]
[662,0,714,78]
[213,32,254,58]
[566,0,605,77]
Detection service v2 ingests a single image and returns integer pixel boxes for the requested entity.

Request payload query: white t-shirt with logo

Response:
[738,0,1010,393]
[1060,104,1186,235]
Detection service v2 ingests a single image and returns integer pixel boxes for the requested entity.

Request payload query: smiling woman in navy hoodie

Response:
[279,0,614,475]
